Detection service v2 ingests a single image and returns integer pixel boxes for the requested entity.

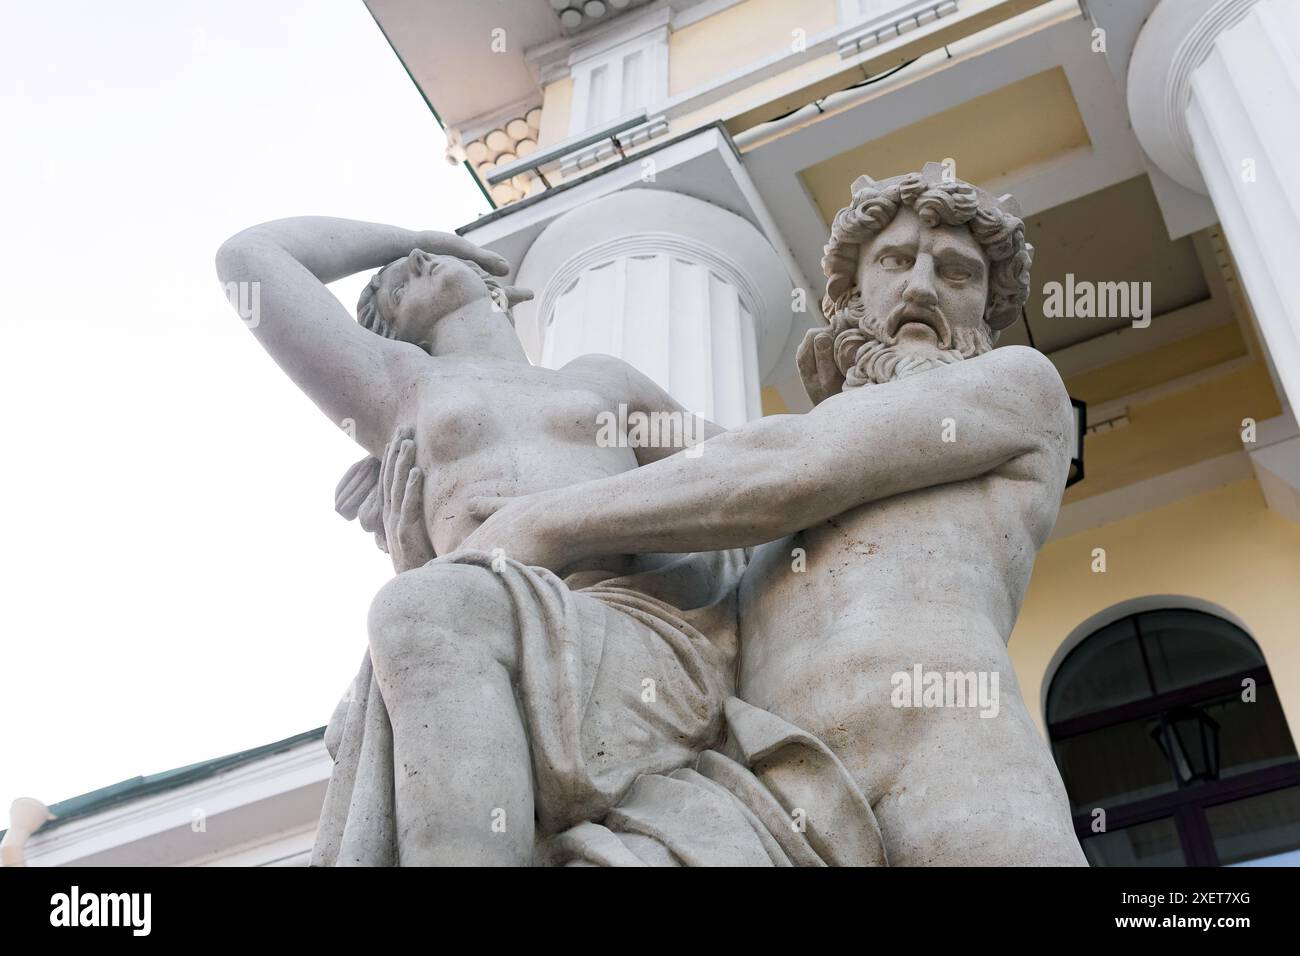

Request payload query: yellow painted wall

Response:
[537,76,573,149]
[538,0,842,146]
[1064,321,1247,408]
[1011,480,1300,745]
[537,0,1065,160]
[670,50,844,135]
[668,0,839,97]
[760,385,790,415]
[800,67,1089,226]
[1064,360,1281,503]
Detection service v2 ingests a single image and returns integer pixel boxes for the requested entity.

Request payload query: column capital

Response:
[513,188,794,382]
[1127,0,1261,194]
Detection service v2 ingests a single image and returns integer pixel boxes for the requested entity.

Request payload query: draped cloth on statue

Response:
[310,548,747,867]
[545,697,888,867]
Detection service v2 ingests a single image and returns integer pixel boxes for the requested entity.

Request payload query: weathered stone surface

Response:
[218,163,1084,866]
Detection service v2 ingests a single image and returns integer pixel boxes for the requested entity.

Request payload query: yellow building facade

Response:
[380,0,1300,866]
[13,0,1299,867]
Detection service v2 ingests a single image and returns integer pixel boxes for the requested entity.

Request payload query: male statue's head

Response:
[813,162,1032,392]
[356,249,516,353]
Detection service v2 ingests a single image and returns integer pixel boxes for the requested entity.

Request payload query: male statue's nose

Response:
[903,259,939,310]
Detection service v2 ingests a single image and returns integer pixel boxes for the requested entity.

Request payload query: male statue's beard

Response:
[828,294,994,388]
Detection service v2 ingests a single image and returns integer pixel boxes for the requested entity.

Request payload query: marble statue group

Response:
[215,163,1087,866]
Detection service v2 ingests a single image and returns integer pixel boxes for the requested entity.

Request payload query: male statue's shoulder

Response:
[562,352,655,398]
[562,352,633,388]
[978,346,1074,468]
[980,343,1057,376]
[979,346,1070,407]
[562,352,628,374]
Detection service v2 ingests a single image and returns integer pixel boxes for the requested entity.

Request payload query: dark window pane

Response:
[1202,683,1300,780]
[1049,607,1300,869]
[1140,610,1263,694]
[1053,717,1177,811]
[1048,618,1150,723]
[1082,817,1185,866]
[1206,787,1300,866]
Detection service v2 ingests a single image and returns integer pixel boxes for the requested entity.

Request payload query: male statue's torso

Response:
[739,394,1084,865]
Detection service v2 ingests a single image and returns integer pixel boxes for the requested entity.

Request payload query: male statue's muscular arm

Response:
[463,346,1073,568]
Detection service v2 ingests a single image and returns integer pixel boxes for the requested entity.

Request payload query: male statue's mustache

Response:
[881,301,953,349]
[822,290,994,390]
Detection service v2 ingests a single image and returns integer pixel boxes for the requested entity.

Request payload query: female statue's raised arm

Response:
[214,216,509,455]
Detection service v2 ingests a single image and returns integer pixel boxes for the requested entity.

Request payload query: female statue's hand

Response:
[412,232,534,309]
[413,231,512,277]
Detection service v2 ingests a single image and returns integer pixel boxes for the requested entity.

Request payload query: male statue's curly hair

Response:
[820,168,1032,334]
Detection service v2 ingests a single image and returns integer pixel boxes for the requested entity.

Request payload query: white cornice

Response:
[670,0,745,30]
[25,739,330,867]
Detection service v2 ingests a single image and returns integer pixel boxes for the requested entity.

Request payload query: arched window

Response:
[1047,607,1300,866]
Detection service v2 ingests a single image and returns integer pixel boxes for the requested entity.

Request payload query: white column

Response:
[512,189,793,428]
[1128,0,1300,517]
[1129,0,1300,408]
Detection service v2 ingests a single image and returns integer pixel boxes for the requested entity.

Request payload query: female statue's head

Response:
[356,249,513,351]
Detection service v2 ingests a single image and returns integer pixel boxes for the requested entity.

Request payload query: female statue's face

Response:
[376,249,490,346]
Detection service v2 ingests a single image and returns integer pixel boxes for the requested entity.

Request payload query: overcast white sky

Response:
[0,1,489,811]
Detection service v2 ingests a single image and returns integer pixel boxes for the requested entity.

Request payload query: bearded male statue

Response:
[466,163,1088,865]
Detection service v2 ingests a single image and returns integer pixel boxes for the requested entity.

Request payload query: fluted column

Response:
[512,189,793,428]
[1129,0,1300,408]
[1129,0,1300,518]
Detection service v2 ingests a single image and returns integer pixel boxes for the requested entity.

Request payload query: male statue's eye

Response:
[942,266,973,281]
[879,254,912,270]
